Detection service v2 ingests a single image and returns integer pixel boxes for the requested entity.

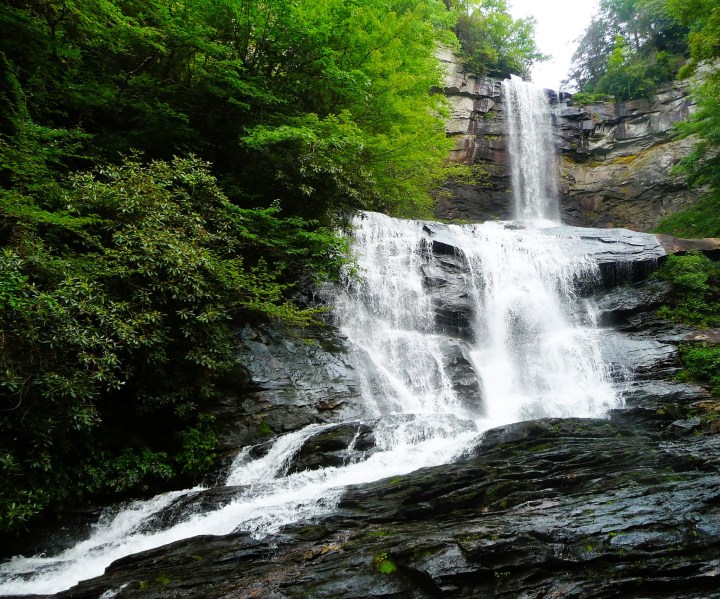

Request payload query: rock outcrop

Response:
[58,389,720,598]
[208,325,367,454]
[437,49,702,230]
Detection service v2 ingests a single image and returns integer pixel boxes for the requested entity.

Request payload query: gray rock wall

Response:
[437,49,703,230]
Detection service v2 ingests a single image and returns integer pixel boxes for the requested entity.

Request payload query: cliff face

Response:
[437,48,702,230]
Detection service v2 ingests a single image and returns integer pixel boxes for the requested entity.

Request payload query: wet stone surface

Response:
[56,412,720,599]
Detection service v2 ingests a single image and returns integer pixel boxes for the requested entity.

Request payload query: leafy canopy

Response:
[0,0,456,222]
[0,154,346,532]
[566,0,688,99]
[449,0,546,79]
[654,0,720,237]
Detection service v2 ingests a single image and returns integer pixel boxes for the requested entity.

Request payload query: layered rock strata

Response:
[437,48,702,230]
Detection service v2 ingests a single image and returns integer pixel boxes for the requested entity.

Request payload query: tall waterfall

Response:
[503,75,560,222]
[0,77,630,596]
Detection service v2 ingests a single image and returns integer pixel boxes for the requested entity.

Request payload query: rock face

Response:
[421,220,666,291]
[208,324,367,453]
[437,49,702,230]
[59,404,720,598]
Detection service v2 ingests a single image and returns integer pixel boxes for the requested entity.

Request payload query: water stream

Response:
[0,78,632,595]
[503,74,560,222]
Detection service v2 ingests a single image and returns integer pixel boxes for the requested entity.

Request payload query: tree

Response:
[654,0,720,237]
[451,0,547,80]
[566,0,688,98]
[0,0,456,223]
[0,154,346,532]
[0,0,463,533]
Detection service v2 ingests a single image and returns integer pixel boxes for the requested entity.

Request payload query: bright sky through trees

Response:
[509,0,599,90]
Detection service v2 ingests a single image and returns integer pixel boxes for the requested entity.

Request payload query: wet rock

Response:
[436,50,700,231]
[287,422,377,474]
[24,253,720,599]
[543,224,666,286]
[208,324,366,452]
[657,234,720,260]
[59,414,720,599]
[596,280,674,325]
[685,328,720,344]
[440,339,483,414]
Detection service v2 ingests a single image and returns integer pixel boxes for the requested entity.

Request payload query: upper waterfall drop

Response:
[502,75,560,223]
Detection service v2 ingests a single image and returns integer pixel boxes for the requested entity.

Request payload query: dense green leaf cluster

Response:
[654,252,720,398]
[0,154,344,532]
[654,253,720,328]
[0,0,456,222]
[678,344,720,398]
[0,0,470,533]
[567,0,688,100]
[450,0,546,79]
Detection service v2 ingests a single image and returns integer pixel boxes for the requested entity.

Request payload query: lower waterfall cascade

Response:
[0,209,667,596]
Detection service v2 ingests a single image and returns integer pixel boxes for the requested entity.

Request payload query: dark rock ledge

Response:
[54,411,720,599]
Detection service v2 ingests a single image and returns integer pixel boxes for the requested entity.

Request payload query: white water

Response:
[0,78,622,596]
[503,74,560,222]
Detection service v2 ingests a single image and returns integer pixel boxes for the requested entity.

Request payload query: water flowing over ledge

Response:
[503,75,560,222]
[0,211,666,596]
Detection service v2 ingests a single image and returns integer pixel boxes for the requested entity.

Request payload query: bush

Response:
[0,155,346,532]
[678,344,720,396]
[654,252,720,328]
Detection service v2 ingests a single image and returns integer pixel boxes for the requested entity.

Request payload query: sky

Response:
[508,0,600,91]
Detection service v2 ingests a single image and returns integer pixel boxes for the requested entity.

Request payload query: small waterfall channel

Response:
[0,79,654,596]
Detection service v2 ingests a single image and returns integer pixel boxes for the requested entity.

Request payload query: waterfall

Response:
[335,214,617,425]
[0,77,639,596]
[0,214,627,595]
[503,75,560,222]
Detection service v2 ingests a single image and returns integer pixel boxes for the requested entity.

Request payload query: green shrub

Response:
[0,155,346,533]
[679,344,720,396]
[654,252,720,328]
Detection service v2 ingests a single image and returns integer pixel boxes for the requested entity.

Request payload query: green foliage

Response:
[0,0,455,222]
[567,0,689,99]
[653,253,720,328]
[653,1,720,238]
[666,0,720,74]
[175,414,217,474]
[451,0,547,79]
[654,190,720,239]
[373,552,398,574]
[82,449,176,495]
[678,344,720,396]
[569,92,616,105]
[0,155,345,533]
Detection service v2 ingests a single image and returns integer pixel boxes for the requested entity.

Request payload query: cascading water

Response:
[503,74,560,222]
[0,78,630,596]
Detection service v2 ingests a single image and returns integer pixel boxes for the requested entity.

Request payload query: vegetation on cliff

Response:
[449,0,546,79]
[0,0,455,533]
[654,0,720,239]
[567,0,720,241]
